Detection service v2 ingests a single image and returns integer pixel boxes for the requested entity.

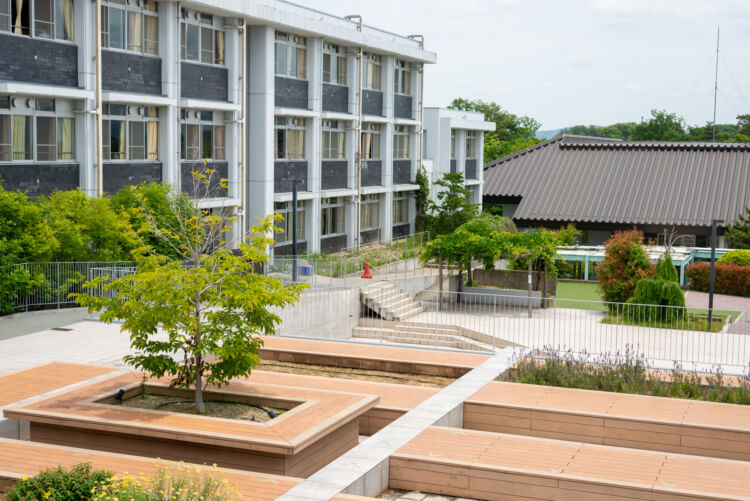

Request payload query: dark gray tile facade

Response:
[450,159,457,174]
[0,163,79,198]
[275,76,308,109]
[392,223,411,239]
[103,162,162,194]
[321,234,347,254]
[0,33,77,87]
[393,159,412,185]
[180,161,229,197]
[181,62,229,101]
[360,228,380,245]
[321,160,348,190]
[322,84,348,113]
[102,50,162,95]
[361,160,382,187]
[273,241,308,256]
[362,90,383,116]
[274,161,308,192]
[465,159,478,179]
[394,94,413,119]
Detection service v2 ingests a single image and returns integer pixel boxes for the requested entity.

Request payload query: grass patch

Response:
[501,349,750,404]
[555,281,605,310]
[602,311,729,333]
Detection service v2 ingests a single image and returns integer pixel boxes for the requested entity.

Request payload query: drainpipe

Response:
[409,35,425,231]
[346,15,363,251]
[95,0,103,197]
[239,19,247,243]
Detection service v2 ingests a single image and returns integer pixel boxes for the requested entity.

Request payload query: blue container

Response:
[300,265,313,276]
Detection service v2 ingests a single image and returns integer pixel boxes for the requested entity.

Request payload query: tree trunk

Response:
[194,355,206,414]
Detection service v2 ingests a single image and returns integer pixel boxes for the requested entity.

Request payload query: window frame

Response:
[180,9,225,66]
[101,0,158,56]
[321,197,346,237]
[275,116,306,160]
[392,192,410,225]
[394,59,411,96]
[362,52,382,91]
[1,0,74,41]
[466,131,477,159]
[361,122,381,160]
[0,97,75,163]
[322,42,347,86]
[180,109,226,162]
[321,119,346,160]
[273,200,306,244]
[450,130,456,159]
[359,193,380,231]
[103,103,159,162]
[275,31,307,80]
[393,125,410,160]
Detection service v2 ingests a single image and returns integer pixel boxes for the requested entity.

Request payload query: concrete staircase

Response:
[352,322,492,351]
[360,282,424,321]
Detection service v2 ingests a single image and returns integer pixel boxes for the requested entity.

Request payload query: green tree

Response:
[597,229,654,303]
[631,109,687,141]
[725,207,750,249]
[74,175,305,413]
[737,114,750,137]
[427,172,478,236]
[413,166,430,233]
[655,254,679,282]
[717,249,750,266]
[448,98,541,163]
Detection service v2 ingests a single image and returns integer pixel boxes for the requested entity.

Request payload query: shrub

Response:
[655,254,679,282]
[597,229,654,303]
[717,249,750,267]
[625,277,685,323]
[94,462,240,501]
[686,262,750,297]
[6,463,113,501]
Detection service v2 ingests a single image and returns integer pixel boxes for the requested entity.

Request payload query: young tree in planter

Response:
[427,172,478,236]
[74,172,305,413]
[597,229,654,304]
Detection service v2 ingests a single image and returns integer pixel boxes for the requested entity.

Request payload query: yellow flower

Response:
[43,492,51,499]
[22,476,29,481]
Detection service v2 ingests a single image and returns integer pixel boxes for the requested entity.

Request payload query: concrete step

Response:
[351,329,488,351]
[393,305,425,321]
[393,324,461,336]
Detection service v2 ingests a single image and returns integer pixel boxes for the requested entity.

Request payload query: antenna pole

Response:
[712,26,720,142]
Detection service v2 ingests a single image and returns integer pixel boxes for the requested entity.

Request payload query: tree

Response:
[448,98,541,163]
[74,173,305,413]
[655,254,679,283]
[427,172,478,236]
[413,166,430,233]
[631,109,687,141]
[724,207,750,249]
[717,249,750,266]
[737,114,750,137]
[597,229,654,304]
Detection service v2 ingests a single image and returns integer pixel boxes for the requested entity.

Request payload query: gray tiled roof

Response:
[483,134,750,228]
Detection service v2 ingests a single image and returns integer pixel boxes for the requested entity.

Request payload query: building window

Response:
[0,0,73,40]
[0,97,74,162]
[275,117,305,160]
[323,42,347,85]
[103,104,159,161]
[275,31,306,79]
[363,52,382,91]
[180,10,224,65]
[393,125,410,159]
[466,131,476,159]
[361,123,380,160]
[102,0,157,55]
[394,59,411,96]
[393,193,409,224]
[321,197,345,236]
[450,130,456,159]
[321,120,345,160]
[360,194,379,230]
[274,201,305,244]
[180,110,225,161]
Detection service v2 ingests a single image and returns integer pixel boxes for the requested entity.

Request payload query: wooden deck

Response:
[465,381,750,461]
[3,371,378,477]
[260,336,489,377]
[391,426,750,501]
[0,362,116,407]
[0,438,374,500]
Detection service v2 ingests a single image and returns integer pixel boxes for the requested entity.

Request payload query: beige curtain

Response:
[0,115,9,161]
[62,0,72,40]
[336,131,345,159]
[361,132,371,160]
[293,128,304,159]
[13,0,22,34]
[187,124,199,160]
[144,15,157,55]
[147,121,158,160]
[214,30,224,65]
[128,11,142,52]
[12,115,27,160]
[296,47,306,79]
[57,117,73,160]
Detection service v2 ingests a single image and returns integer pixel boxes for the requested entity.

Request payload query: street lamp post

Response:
[708,218,724,328]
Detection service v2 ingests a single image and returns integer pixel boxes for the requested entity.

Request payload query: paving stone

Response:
[399,492,427,500]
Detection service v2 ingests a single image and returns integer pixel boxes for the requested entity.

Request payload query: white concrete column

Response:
[308,38,323,112]
[160,1,180,191]
[346,121,357,190]
[346,48,359,116]
[383,56,395,120]
[76,0,95,196]
[382,191,393,242]
[346,197,357,249]
[246,25,275,235]
[308,116,321,193]
[309,196,321,253]
[456,129,467,178]
[383,122,394,188]
[477,131,485,212]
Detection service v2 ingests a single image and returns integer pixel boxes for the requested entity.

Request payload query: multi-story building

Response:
[0,0,435,254]
[422,107,494,211]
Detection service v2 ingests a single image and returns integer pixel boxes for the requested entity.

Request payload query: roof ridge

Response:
[483,135,564,170]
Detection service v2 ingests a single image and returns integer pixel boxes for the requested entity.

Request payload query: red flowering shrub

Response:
[686,262,750,297]
[597,229,654,303]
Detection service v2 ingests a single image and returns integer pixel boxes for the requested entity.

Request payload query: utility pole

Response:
[712,26,720,142]
[708,218,724,328]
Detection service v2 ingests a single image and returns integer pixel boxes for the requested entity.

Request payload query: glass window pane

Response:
[186,124,199,160]
[109,7,124,49]
[56,117,73,160]
[34,0,53,38]
[147,121,158,160]
[200,26,212,64]
[322,53,331,83]
[214,30,224,65]
[296,47,306,79]
[36,116,56,161]
[185,24,199,61]
[0,0,10,33]
[127,11,142,52]
[12,116,32,160]
[213,125,224,160]
[110,119,125,159]
[0,115,9,161]
[337,56,347,85]
[103,119,111,159]
[275,128,285,159]
[275,42,285,76]
[201,123,212,159]
[101,5,107,46]
[144,15,158,55]
[128,121,145,160]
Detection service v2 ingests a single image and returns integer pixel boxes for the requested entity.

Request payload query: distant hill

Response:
[536,128,566,140]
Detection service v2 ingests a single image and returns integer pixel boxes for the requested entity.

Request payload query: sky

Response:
[292,0,750,130]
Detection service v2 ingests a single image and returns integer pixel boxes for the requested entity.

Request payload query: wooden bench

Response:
[465,381,750,461]
[391,426,750,501]
[0,438,373,500]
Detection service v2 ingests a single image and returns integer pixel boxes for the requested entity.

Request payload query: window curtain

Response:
[12,115,29,160]
[214,30,224,65]
[128,11,142,52]
[58,0,72,40]
[336,131,345,159]
[144,15,157,54]
[0,115,10,161]
[296,47,306,78]
[293,129,304,159]
[147,121,158,160]
[13,0,23,34]
[214,125,224,160]
[57,117,73,160]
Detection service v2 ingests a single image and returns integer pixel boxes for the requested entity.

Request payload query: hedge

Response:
[686,262,750,297]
